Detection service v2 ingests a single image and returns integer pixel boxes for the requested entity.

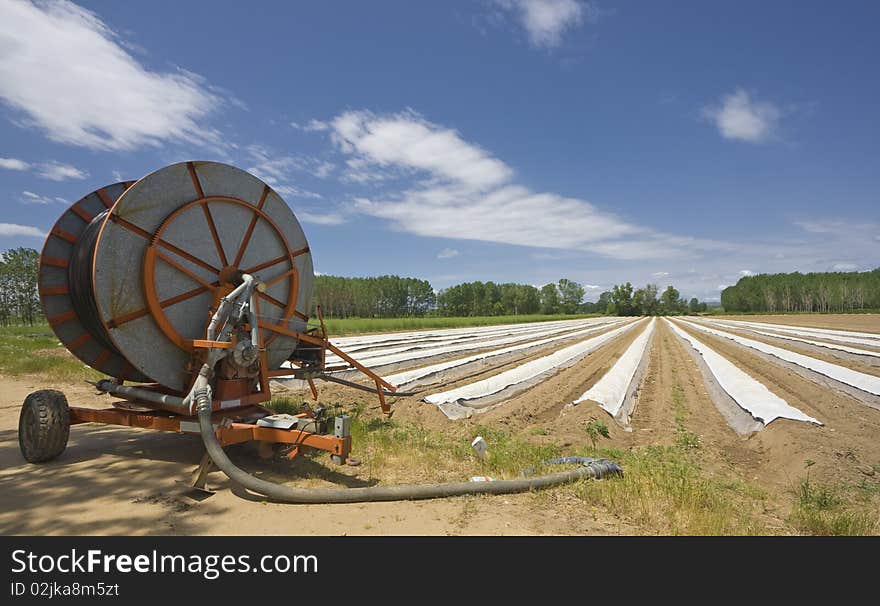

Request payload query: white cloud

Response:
[652,271,669,278]
[583,283,601,290]
[37,161,87,181]
[111,170,124,182]
[0,222,44,238]
[702,89,780,143]
[245,144,327,198]
[331,110,512,190]
[19,190,68,206]
[738,269,754,276]
[297,211,345,225]
[832,262,859,271]
[495,0,588,48]
[437,248,460,259]
[334,109,733,262]
[0,157,30,170]
[291,119,329,132]
[0,1,222,150]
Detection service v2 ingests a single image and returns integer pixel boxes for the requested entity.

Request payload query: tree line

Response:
[721,269,880,312]
[596,282,708,316]
[0,247,41,326]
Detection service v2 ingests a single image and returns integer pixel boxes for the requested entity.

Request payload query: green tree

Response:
[540,283,560,315]
[557,278,585,314]
[659,285,681,315]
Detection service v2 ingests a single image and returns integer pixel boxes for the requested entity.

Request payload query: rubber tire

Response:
[19,390,70,463]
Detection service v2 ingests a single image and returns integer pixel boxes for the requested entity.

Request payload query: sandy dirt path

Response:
[0,376,631,536]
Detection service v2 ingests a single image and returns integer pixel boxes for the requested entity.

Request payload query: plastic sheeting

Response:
[331,319,621,370]
[324,318,615,364]
[710,319,880,349]
[386,318,630,388]
[424,320,642,416]
[668,320,820,426]
[700,319,880,358]
[679,319,880,397]
[572,318,656,416]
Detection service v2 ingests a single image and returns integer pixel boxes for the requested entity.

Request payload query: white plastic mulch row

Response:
[709,319,880,349]
[571,318,656,417]
[334,318,592,355]
[698,319,880,359]
[328,318,619,370]
[678,319,880,397]
[327,318,610,362]
[386,318,631,389]
[668,320,820,426]
[331,317,594,348]
[424,319,642,415]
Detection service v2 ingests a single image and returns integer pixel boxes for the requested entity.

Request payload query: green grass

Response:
[0,322,101,381]
[309,313,601,336]
[788,475,879,535]
[267,398,774,534]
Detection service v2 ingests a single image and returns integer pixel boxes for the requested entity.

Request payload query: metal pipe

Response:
[94,380,189,415]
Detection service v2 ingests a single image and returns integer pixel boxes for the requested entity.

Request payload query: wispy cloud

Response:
[36,161,88,181]
[297,211,346,226]
[331,109,732,261]
[702,89,780,143]
[652,271,669,278]
[245,144,329,198]
[0,222,44,238]
[331,110,512,189]
[20,190,66,205]
[0,0,223,150]
[437,248,460,259]
[494,0,590,48]
[291,119,329,132]
[738,269,754,276]
[0,157,30,171]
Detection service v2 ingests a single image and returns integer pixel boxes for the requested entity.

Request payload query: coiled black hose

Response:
[195,388,622,504]
[68,210,124,357]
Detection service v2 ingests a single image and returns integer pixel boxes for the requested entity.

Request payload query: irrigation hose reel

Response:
[20,161,621,503]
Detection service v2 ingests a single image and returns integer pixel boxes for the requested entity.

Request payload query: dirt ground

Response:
[2,314,879,535]
[0,377,632,536]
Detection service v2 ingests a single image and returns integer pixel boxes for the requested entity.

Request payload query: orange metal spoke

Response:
[70,204,94,223]
[96,188,114,209]
[264,266,296,288]
[51,227,78,244]
[42,256,68,268]
[187,162,205,198]
[155,249,216,289]
[243,254,287,274]
[109,214,152,239]
[161,284,213,308]
[94,349,112,368]
[107,307,150,328]
[157,239,220,274]
[47,310,76,325]
[231,185,270,267]
[257,290,285,308]
[201,202,228,266]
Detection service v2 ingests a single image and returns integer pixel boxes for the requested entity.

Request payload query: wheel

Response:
[18,390,70,463]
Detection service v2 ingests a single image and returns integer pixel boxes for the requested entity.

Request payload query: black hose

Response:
[195,389,621,504]
[68,210,123,357]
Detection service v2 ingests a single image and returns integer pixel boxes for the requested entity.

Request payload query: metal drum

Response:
[39,161,314,392]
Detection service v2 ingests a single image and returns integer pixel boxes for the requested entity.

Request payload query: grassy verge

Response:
[266,398,777,535]
[310,314,600,336]
[0,323,101,381]
[787,464,880,535]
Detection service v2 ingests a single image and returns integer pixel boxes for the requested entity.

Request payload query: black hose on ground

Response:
[195,390,621,504]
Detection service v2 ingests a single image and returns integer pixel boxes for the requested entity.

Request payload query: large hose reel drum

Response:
[39,161,314,392]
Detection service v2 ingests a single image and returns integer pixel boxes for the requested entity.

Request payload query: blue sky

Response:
[1,1,878,301]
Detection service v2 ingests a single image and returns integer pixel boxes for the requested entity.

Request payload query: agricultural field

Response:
[2,313,878,535]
